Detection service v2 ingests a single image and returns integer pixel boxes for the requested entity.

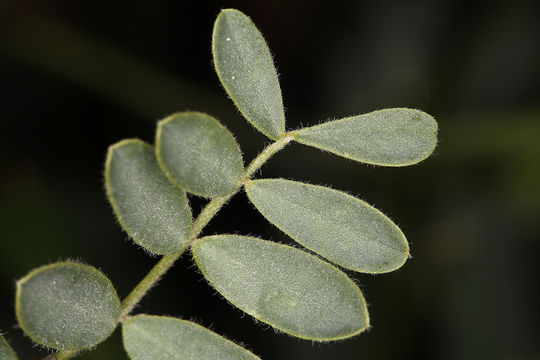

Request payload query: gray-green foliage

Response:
[0,334,17,360]
[106,139,192,254]
[246,179,408,273]
[213,9,285,139]
[296,108,438,166]
[156,112,244,197]
[123,315,260,360]
[8,7,437,360]
[193,235,368,340]
[15,262,120,350]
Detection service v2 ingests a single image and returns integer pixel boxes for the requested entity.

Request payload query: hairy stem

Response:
[48,132,295,360]
[243,132,296,180]
[118,194,231,323]
[188,196,230,243]
[118,253,182,322]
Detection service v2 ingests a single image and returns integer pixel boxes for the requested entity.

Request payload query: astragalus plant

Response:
[4,8,437,360]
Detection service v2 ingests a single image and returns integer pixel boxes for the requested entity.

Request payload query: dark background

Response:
[1,0,539,359]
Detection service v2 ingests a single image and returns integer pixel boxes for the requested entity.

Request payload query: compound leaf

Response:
[192,235,369,340]
[123,315,260,360]
[0,334,17,360]
[295,108,438,166]
[245,179,409,273]
[156,112,244,198]
[15,262,120,351]
[106,139,192,254]
[213,9,285,139]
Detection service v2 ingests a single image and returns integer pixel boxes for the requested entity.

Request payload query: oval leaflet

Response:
[295,108,438,166]
[156,112,244,198]
[106,139,192,254]
[245,179,409,273]
[193,235,369,340]
[213,9,285,139]
[15,262,121,350]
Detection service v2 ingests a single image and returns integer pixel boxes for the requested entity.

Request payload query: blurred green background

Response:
[1,0,539,359]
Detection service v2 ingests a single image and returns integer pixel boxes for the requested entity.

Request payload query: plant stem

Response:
[119,192,234,323]
[188,196,230,242]
[118,253,181,322]
[48,131,295,360]
[243,132,296,180]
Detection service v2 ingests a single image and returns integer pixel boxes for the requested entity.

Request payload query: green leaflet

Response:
[295,108,438,166]
[156,112,244,198]
[192,235,369,341]
[15,262,120,351]
[0,334,18,360]
[213,9,285,140]
[106,139,192,254]
[245,179,409,274]
[123,315,260,360]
